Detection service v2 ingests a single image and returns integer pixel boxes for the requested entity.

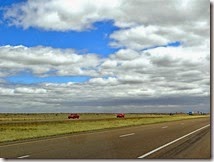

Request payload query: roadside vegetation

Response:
[0,113,209,143]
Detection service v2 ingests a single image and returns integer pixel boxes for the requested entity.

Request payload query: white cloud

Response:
[98,45,209,97]
[0,87,14,95]
[3,0,209,32]
[109,25,169,50]
[109,22,209,50]
[15,87,47,94]
[3,0,122,31]
[0,45,100,76]
[111,49,140,60]
[101,60,117,69]
[89,77,118,85]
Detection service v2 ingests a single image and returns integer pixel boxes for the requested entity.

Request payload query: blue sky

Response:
[0,1,180,85]
[0,1,119,57]
[0,20,119,56]
[6,72,90,84]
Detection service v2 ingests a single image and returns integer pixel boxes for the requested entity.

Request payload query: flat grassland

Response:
[0,113,209,143]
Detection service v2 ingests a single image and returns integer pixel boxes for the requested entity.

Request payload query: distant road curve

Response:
[0,117,210,159]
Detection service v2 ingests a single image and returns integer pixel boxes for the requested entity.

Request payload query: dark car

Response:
[188,112,193,115]
[68,113,80,119]
[117,113,125,118]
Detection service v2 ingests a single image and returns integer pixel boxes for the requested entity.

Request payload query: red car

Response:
[68,113,80,119]
[117,113,125,118]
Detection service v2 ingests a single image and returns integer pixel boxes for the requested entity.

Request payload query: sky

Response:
[0,0,210,113]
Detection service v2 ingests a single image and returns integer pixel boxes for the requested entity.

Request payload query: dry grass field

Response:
[0,113,209,143]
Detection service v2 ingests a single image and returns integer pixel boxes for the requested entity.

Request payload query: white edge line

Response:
[138,124,210,158]
[0,158,4,162]
[17,155,30,159]
[119,133,135,138]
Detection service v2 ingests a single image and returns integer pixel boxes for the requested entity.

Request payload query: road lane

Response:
[144,126,210,159]
[138,124,210,158]
[0,117,210,159]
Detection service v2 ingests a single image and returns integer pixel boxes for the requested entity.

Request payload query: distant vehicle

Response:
[68,113,79,119]
[117,113,125,118]
[169,113,173,115]
[200,112,206,115]
[188,112,194,115]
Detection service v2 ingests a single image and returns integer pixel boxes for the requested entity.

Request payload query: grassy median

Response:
[0,113,209,143]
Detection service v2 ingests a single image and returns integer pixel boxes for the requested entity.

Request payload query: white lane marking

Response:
[162,126,168,129]
[17,155,30,159]
[138,124,210,158]
[119,133,135,138]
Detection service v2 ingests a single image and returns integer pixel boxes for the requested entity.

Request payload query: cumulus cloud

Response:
[0,87,14,95]
[15,87,47,94]
[3,0,122,31]
[3,0,209,53]
[111,49,140,60]
[1,44,209,111]
[109,22,209,50]
[0,45,100,76]
[89,77,118,85]
[3,0,209,31]
[109,26,169,50]
[0,78,210,113]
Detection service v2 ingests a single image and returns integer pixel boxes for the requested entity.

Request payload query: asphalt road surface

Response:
[0,117,210,159]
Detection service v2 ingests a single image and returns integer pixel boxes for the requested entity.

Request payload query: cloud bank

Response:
[0,0,210,113]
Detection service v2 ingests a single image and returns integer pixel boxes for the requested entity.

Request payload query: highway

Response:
[0,117,210,159]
